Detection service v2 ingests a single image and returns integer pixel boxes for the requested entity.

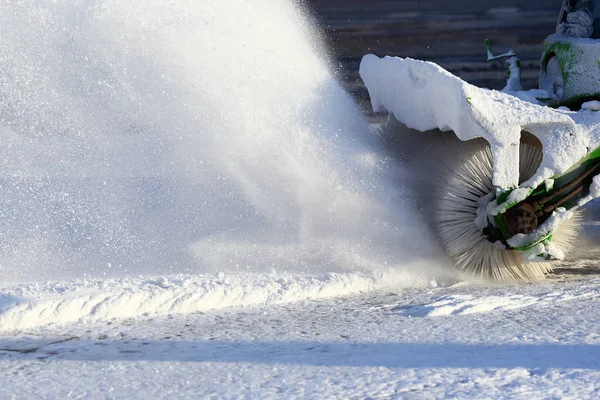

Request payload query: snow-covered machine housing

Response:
[542,0,600,107]
[360,0,600,281]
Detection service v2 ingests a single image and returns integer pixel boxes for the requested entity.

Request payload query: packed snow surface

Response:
[4,270,600,398]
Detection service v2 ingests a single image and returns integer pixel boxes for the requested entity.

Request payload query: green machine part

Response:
[492,145,600,253]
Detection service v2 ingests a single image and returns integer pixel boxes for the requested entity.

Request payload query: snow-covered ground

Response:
[2,219,600,398]
[2,0,600,397]
[3,246,600,398]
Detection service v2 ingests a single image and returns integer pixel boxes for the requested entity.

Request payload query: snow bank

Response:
[0,270,435,331]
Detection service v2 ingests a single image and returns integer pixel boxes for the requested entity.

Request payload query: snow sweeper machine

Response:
[359,0,600,281]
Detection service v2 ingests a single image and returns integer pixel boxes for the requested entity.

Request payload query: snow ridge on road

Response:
[0,272,382,331]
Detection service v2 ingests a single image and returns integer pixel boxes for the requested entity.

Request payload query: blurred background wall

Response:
[304,0,559,111]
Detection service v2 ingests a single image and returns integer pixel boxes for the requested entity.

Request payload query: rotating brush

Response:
[435,140,581,281]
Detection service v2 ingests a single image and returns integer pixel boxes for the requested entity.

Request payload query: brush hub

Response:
[504,203,538,234]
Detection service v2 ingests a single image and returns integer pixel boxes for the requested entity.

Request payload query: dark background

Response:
[303,0,560,109]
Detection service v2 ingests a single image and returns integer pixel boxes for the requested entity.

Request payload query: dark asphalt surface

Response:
[304,0,560,109]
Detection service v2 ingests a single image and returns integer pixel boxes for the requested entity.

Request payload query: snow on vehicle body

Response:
[541,34,600,107]
[542,0,600,107]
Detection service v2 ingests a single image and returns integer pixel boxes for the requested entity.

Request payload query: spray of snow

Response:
[0,0,455,330]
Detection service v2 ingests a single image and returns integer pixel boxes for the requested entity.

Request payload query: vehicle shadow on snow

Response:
[2,338,600,369]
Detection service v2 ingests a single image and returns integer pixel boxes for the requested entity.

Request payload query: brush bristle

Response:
[435,141,581,282]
